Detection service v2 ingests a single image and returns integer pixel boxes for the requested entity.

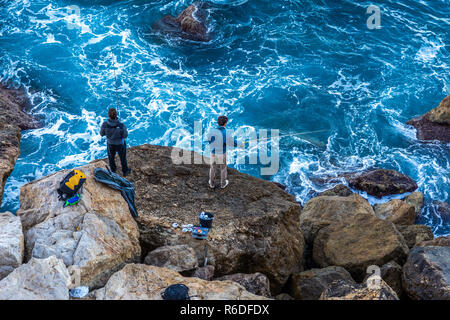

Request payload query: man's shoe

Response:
[221,180,229,189]
[208,180,215,189]
[124,168,132,177]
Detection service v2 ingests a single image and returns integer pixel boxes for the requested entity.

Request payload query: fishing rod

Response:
[112,57,120,111]
[243,129,329,144]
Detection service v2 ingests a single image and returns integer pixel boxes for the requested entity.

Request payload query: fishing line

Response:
[243,129,329,144]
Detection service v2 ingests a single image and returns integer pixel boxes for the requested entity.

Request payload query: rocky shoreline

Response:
[0,90,449,300]
[0,84,41,208]
[0,143,448,300]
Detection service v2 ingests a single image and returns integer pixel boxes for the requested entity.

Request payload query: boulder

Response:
[379,261,403,298]
[417,235,450,247]
[192,265,215,281]
[374,199,415,225]
[320,279,399,300]
[144,245,198,273]
[0,212,24,279]
[402,246,450,300]
[347,169,418,198]
[16,161,141,289]
[396,224,434,248]
[407,95,450,143]
[152,2,210,42]
[0,256,70,300]
[93,264,269,300]
[433,201,450,222]
[300,193,374,244]
[288,266,355,300]
[317,184,352,197]
[363,261,403,298]
[313,213,409,281]
[216,273,271,297]
[125,144,304,294]
[403,192,424,215]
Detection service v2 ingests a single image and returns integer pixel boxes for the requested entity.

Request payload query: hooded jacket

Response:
[100,119,128,145]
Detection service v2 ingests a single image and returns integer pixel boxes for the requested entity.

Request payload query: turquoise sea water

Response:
[0,0,449,235]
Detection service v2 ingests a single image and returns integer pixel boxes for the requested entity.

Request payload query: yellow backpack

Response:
[57,169,86,200]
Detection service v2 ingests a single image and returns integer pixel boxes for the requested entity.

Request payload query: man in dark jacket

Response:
[100,108,131,176]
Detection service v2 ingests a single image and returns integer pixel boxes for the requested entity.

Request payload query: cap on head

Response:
[217,115,228,126]
[108,108,118,120]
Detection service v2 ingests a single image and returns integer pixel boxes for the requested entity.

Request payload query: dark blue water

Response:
[0,0,449,235]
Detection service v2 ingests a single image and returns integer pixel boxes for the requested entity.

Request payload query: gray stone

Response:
[0,211,24,279]
[0,256,70,300]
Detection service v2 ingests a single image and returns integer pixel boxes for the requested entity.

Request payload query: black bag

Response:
[161,284,191,300]
[57,169,86,201]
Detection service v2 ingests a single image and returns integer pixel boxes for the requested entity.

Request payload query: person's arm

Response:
[122,123,128,139]
[226,131,239,148]
[208,130,215,144]
[100,123,106,136]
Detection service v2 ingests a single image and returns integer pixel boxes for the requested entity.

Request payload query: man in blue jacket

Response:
[208,115,242,189]
[100,108,131,176]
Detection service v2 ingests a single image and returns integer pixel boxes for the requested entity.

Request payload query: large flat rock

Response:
[93,264,269,300]
[17,161,141,289]
[123,144,304,294]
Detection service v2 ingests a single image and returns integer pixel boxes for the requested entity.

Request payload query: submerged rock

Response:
[288,266,355,300]
[396,224,434,248]
[317,184,353,197]
[0,212,24,279]
[407,95,450,143]
[432,201,450,222]
[152,2,210,42]
[347,169,418,198]
[374,199,415,225]
[144,244,198,273]
[125,144,304,294]
[216,273,271,297]
[300,193,374,244]
[93,264,268,300]
[402,246,450,300]
[312,213,409,282]
[0,256,71,300]
[17,161,141,289]
[320,279,399,300]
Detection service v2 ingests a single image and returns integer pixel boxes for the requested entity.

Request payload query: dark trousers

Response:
[107,142,129,175]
